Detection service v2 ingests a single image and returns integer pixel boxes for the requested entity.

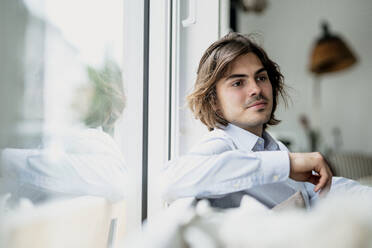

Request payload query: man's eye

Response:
[232,81,242,87]
[256,75,268,82]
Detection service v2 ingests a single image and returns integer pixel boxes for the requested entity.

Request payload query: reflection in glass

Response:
[0,0,127,212]
[78,60,125,136]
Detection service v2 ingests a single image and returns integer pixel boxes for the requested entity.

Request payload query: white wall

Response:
[238,0,372,154]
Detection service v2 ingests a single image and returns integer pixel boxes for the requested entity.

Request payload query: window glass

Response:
[0,0,128,214]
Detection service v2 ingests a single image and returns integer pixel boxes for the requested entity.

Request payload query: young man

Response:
[163,32,371,209]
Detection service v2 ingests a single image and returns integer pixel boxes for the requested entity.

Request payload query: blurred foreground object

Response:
[124,193,372,248]
[0,196,126,248]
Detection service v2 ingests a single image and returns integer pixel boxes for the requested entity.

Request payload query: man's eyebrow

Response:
[225,74,248,80]
[255,68,267,75]
[225,68,267,81]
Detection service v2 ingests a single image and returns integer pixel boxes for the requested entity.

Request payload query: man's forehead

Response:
[222,53,265,77]
[222,65,267,80]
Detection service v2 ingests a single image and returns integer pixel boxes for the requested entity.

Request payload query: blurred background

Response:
[232,0,372,155]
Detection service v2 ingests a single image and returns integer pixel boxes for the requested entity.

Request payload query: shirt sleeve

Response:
[162,136,290,203]
[304,176,372,206]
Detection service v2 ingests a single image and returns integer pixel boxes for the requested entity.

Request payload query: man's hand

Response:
[289,152,333,196]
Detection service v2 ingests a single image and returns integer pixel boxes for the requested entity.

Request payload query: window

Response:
[0,0,230,235]
[0,0,131,227]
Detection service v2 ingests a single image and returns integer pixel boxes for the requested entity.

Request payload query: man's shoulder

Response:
[188,128,237,155]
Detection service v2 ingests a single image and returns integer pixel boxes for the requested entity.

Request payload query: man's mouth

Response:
[247,100,267,109]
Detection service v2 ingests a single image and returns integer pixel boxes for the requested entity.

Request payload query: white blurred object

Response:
[126,194,372,248]
[220,193,372,248]
[0,128,128,205]
[0,196,126,248]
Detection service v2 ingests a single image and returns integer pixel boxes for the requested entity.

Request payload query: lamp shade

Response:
[309,22,357,74]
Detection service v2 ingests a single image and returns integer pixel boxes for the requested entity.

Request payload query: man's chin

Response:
[239,119,267,128]
[248,111,271,123]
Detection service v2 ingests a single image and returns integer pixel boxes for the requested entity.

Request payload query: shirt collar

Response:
[222,124,279,152]
[262,131,280,151]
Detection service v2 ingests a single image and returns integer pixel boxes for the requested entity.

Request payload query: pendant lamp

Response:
[309,22,357,75]
[308,21,358,152]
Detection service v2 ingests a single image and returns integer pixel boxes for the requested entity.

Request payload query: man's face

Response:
[215,52,273,136]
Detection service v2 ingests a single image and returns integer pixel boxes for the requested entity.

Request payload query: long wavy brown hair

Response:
[187,32,289,131]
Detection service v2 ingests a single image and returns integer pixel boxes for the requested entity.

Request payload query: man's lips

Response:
[247,100,267,108]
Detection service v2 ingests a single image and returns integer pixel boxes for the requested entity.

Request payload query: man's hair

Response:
[187,32,288,131]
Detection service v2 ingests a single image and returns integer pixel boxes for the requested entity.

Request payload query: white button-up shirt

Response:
[163,124,371,209]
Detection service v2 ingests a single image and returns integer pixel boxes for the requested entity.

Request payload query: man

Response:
[163,32,371,209]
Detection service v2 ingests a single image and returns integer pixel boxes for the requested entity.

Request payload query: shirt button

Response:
[273,175,279,182]
[233,183,239,188]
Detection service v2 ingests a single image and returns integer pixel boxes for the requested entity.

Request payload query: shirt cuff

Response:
[257,151,290,184]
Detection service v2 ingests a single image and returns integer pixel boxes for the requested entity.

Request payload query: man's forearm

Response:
[163,150,290,203]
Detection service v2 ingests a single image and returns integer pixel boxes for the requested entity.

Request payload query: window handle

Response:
[182,0,196,27]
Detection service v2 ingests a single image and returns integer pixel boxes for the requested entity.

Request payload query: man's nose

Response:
[246,79,262,96]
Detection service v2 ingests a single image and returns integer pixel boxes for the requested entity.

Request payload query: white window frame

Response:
[120,0,230,225]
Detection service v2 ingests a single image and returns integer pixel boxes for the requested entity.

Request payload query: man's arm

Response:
[278,142,333,196]
[162,136,333,204]
[162,137,290,203]
[288,152,333,195]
